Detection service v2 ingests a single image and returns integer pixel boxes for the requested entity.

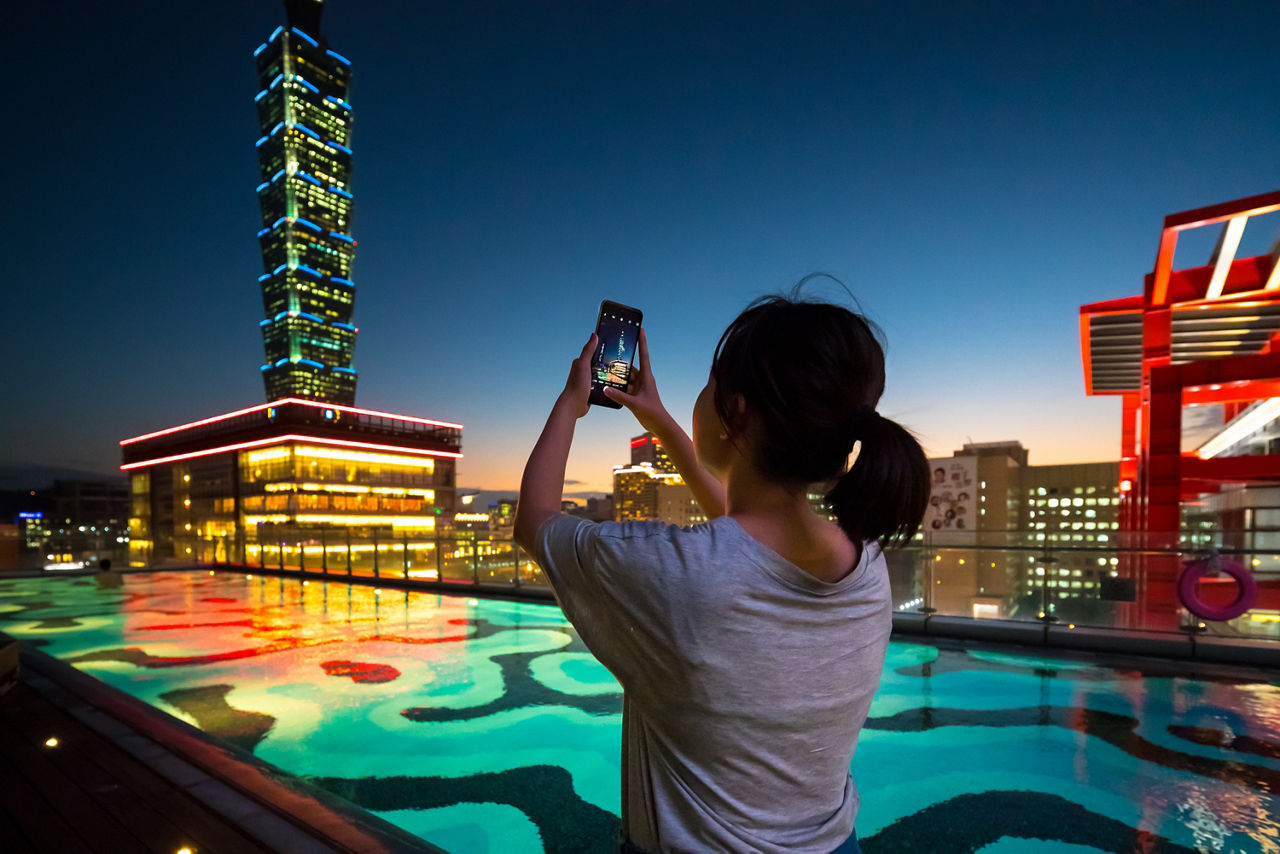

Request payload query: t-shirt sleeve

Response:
[533,513,675,687]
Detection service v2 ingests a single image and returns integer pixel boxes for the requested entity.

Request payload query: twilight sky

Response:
[5,1,1280,495]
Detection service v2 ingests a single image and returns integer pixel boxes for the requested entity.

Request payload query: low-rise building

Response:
[120,398,461,567]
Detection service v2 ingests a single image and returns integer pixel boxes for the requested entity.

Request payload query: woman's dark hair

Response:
[710,288,930,547]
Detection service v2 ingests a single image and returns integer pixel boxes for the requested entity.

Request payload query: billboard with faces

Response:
[925,456,977,543]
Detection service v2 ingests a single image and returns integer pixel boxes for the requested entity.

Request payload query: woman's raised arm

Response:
[513,334,597,553]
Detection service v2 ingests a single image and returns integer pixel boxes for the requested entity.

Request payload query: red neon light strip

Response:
[119,400,283,445]
[120,433,463,471]
[120,397,463,445]
[297,398,464,430]
[629,437,648,447]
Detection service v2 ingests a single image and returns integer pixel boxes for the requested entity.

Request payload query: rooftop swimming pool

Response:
[1,571,1277,853]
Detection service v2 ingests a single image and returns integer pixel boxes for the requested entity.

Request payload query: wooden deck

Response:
[0,640,443,854]
[0,680,279,854]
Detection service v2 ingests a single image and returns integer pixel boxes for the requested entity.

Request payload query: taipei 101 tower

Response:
[253,0,358,405]
[119,0,462,568]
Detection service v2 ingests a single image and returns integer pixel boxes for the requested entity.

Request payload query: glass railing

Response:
[129,529,550,592]
[888,531,1279,640]
[28,527,1279,642]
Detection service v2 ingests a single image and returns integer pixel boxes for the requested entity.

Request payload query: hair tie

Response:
[850,405,877,434]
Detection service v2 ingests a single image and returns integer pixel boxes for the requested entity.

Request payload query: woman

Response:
[514,291,930,853]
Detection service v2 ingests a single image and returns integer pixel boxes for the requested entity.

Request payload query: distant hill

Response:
[0,464,125,491]
[456,488,519,510]
[456,488,611,510]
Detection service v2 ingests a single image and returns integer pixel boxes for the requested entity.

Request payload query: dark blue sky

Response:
[6,1,1280,492]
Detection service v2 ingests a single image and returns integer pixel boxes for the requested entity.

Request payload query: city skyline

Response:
[7,1,1280,494]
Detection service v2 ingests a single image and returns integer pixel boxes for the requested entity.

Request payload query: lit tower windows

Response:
[253,0,358,405]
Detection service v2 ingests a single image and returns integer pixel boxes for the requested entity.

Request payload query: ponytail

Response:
[825,411,930,548]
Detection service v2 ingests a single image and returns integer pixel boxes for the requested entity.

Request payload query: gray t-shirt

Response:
[535,513,891,853]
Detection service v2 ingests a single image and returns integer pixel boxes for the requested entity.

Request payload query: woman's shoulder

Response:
[588,515,729,541]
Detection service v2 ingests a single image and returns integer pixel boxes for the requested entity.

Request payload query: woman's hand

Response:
[604,328,671,431]
[559,333,597,419]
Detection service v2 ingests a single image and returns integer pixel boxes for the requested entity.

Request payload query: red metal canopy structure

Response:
[1080,190,1280,626]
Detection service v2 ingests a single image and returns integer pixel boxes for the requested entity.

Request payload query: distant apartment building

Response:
[613,464,682,521]
[1177,415,1280,555]
[1023,461,1121,547]
[490,498,517,531]
[48,479,131,564]
[918,441,1120,621]
[1187,485,1280,555]
[656,482,707,527]
[0,480,130,569]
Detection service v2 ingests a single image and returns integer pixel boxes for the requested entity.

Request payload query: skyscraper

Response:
[120,1,462,567]
[253,0,358,405]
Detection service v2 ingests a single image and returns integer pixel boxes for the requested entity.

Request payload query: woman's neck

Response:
[724,460,810,524]
[723,457,859,582]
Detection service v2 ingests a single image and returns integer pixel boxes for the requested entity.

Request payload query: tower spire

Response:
[284,0,324,39]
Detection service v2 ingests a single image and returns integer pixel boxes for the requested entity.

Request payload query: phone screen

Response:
[591,301,642,407]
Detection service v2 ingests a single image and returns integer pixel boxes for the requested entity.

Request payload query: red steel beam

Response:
[1182,453,1280,483]
[1184,380,1280,406]
[1150,188,1280,306]
[1174,351,1280,387]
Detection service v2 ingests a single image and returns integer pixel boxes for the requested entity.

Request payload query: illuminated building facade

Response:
[918,442,1024,619]
[0,482,130,569]
[254,0,358,405]
[1018,461,1123,622]
[614,432,705,525]
[489,498,517,533]
[614,464,677,521]
[630,432,676,471]
[655,482,707,527]
[121,399,460,565]
[612,464,705,526]
[1080,189,1280,627]
[919,442,1120,621]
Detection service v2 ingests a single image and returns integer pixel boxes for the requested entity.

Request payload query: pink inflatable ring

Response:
[1177,554,1258,622]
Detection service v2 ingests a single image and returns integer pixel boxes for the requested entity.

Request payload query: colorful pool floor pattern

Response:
[0,571,1277,853]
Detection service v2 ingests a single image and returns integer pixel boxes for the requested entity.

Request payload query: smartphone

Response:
[589,300,643,408]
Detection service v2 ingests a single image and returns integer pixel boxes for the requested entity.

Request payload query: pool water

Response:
[1,571,1277,854]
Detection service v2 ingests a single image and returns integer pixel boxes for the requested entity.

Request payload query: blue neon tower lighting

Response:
[253,0,358,405]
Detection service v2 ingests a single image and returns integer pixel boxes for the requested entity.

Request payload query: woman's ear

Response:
[722,392,759,447]
[721,392,747,437]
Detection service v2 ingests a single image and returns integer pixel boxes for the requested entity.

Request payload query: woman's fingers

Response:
[638,328,653,375]
[603,385,633,405]
[572,334,596,374]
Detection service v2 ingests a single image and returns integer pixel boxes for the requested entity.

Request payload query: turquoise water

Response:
[1,571,1277,853]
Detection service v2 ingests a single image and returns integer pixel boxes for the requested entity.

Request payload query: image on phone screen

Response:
[590,301,642,408]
